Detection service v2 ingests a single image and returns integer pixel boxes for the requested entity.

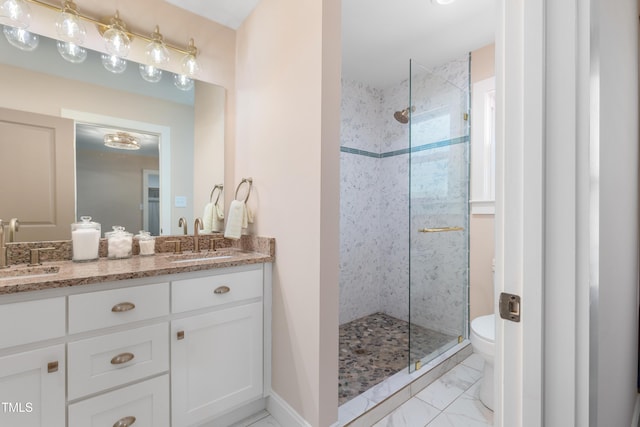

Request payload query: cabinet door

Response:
[171,302,263,426]
[0,344,65,427]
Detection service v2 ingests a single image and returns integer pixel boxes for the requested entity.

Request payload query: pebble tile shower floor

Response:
[338,312,455,405]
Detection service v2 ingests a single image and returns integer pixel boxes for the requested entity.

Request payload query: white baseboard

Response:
[267,392,312,427]
[632,393,640,427]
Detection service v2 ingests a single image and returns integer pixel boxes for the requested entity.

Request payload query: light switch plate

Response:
[175,196,187,208]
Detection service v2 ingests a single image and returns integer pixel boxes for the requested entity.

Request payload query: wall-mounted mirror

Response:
[0,31,225,241]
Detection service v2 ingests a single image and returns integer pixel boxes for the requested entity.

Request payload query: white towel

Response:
[202,202,214,233]
[243,204,254,228]
[215,200,225,221]
[224,200,245,239]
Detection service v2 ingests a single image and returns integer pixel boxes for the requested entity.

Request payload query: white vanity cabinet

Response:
[171,265,267,427]
[0,298,66,427]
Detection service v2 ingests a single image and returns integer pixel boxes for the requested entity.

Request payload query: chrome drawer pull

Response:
[113,416,136,427]
[110,352,135,365]
[47,361,58,373]
[111,302,136,312]
[214,285,230,294]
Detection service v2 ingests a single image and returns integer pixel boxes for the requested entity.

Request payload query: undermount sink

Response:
[168,250,244,264]
[0,265,60,281]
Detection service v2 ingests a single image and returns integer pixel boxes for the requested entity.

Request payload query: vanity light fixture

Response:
[101,53,126,73]
[0,0,31,28]
[180,38,200,77]
[431,0,457,4]
[102,10,130,58]
[104,132,140,150]
[55,0,85,45]
[3,25,38,50]
[144,26,169,66]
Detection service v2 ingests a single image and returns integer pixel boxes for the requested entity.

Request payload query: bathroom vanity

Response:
[0,237,274,427]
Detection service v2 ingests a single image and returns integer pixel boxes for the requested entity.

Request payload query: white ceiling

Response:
[166,0,496,88]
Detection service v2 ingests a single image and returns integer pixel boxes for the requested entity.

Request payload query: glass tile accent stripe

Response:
[340,135,469,158]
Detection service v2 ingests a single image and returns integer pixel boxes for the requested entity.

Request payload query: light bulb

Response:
[57,40,86,63]
[101,53,127,74]
[0,0,31,29]
[103,11,130,57]
[180,39,199,77]
[144,26,169,66]
[55,1,85,45]
[3,25,38,51]
[139,63,162,83]
[173,74,193,91]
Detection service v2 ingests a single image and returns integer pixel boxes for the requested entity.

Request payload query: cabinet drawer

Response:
[0,297,65,349]
[68,323,169,400]
[69,282,169,334]
[68,374,169,427]
[172,268,263,313]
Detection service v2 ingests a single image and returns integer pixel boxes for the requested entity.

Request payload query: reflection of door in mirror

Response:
[0,107,75,241]
[143,170,160,235]
[76,123,160,237]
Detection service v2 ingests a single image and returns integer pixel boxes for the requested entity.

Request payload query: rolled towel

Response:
[224,200,244,240]
[202,202,214,233]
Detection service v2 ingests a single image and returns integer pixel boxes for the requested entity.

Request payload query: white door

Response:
[171,302,263,426]
[0,344,65,427]
[495,0,544,425]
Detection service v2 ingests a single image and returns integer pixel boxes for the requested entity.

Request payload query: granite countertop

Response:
[0,235,275,295]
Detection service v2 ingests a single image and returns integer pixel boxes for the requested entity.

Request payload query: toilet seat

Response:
[470,314,495,356]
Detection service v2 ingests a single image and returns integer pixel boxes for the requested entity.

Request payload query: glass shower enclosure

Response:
[408,59,470,372]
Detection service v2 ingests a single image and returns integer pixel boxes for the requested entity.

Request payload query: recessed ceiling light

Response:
[432,0,457,5]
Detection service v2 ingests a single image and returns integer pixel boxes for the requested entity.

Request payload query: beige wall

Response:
[235,0,341,425]
[76,149,158,234]
[470,44,496,320]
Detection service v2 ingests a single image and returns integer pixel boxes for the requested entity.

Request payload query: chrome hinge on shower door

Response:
[499,292,521,322]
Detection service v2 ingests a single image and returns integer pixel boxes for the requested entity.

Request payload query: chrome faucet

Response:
[0,220,7,269]
[193,218,203,252]
[178,217,188,235]
[8,218,19,243]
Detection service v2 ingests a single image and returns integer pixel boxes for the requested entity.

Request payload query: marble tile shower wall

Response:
[339,55,469,328]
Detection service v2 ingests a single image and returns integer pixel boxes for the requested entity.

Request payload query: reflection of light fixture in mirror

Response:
[104,132,140,150]
[3,25,38,51]
[431,0,457,4]
[144,26,169,66]
[139,63,162,83]
[101,53,126,73]
[0,0,31,28]
[55,0,85,45]
[173,74,194,91]
[102,11,130,57]
[57,40,86,63]
[181,38,199,77]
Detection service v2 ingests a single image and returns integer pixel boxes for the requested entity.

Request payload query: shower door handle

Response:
[418,226,464,233]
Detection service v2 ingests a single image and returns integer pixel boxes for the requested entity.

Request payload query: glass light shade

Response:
[101,53,127,74]
[139,63,162,83]
[0,0,31,29]
[144,27,169,66]
[104,132,140,150]
[57,40,86,63]
[55,9,85,45]
[103,12,130,57]
[181,53,199,77]
[3,26,38,51]
[173,74,194,91]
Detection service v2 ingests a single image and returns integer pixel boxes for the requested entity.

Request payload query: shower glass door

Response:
[408,58,470,372]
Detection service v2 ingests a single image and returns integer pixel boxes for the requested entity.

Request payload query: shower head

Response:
[393,106,415,124]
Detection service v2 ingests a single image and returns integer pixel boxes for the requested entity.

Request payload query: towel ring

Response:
[209,184,223,205]
[234,178,253,203]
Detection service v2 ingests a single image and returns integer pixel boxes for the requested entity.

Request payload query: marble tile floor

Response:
[233,353,491,427]
[372,354,493,427]
[339,312,456,405]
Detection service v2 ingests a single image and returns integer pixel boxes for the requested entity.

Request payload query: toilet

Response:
[470,313,495,411]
